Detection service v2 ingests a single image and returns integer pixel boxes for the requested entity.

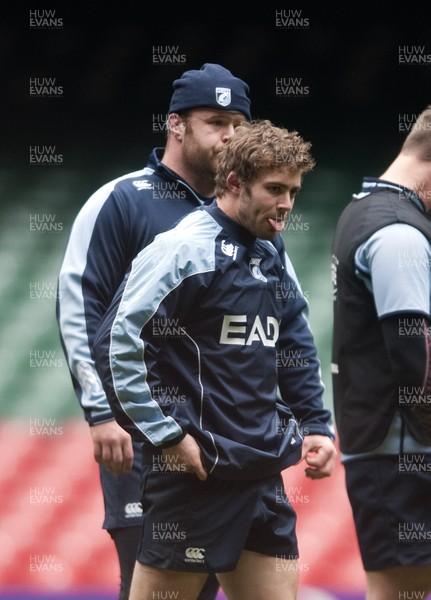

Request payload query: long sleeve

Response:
[56,169,148,424]
[93,218,215,445]
[275,239,335,438]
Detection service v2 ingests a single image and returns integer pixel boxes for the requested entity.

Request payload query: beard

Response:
[182,127,218,190]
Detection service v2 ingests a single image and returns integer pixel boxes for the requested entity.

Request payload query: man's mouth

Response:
[268,214,287,232]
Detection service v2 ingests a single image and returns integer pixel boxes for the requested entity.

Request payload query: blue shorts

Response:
[100,439,144,530]
[344,455,431,571]
[137,456,298,573]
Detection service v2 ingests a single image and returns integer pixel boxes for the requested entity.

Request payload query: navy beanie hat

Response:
[169,63,251,121]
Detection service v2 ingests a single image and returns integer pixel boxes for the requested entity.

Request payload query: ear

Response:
[226,171,242,194]
[167,113,185,140]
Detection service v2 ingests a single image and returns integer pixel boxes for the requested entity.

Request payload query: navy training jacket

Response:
[56,148,210,425]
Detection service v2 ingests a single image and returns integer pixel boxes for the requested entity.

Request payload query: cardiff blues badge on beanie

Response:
[168,63,251,120]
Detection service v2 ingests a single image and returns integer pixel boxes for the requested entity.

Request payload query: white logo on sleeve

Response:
[219,315,279,346]
[132,179,153,190]
[77,362,104,396]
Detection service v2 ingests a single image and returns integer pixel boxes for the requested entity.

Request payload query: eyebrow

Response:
[264,181,302,192]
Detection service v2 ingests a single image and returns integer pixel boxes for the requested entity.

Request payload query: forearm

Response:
[57,192,131,423]
[57,272,114,423]
[277,312,334,439]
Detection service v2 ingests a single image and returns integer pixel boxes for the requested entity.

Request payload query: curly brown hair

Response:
[215,119,315,197]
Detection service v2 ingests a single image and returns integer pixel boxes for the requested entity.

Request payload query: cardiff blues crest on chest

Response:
[249,258,267,282]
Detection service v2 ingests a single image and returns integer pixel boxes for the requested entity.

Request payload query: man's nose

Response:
[221,123,236,142]
[279,194,294,212]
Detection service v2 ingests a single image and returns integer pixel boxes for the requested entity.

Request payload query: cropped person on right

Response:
[331,106,431,599]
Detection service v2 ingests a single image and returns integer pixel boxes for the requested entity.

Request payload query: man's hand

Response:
[90,420,134,475]
[301,434,337,479]
[162,433,207,481]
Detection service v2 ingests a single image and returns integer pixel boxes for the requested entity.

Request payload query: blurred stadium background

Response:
[1,5,430,599]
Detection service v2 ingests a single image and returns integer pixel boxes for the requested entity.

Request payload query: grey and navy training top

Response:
[94,202,334,481]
